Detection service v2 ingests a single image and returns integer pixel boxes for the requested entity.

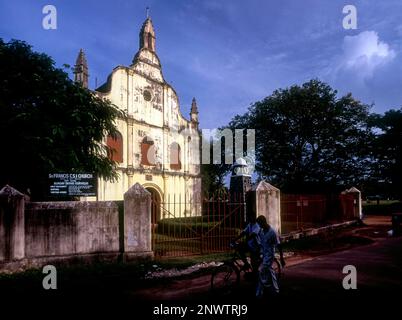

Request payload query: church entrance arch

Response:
[144,185,162,224]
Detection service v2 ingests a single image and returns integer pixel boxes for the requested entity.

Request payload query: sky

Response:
[1,0,402,129]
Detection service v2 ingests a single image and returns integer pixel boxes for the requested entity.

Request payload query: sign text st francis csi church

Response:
[48,173,97,197]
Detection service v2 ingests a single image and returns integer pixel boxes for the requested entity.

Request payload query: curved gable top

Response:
[252,181,280,192]
[94,17,195,125]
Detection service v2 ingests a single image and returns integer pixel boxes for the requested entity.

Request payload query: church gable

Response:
[131,49,163,83]
[72,14,201,205]
[131,17,164,84]
[92,16,200,136]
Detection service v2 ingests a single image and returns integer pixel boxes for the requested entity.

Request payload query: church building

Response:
[73,17,202,220]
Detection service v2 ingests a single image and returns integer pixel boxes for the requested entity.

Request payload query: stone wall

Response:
[0,184,153,272]
[25,201,119,258]
[0,185,25,262]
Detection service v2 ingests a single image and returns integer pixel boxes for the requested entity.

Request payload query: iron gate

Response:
[151,193,245,257]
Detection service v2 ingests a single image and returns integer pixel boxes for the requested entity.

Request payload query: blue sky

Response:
[1,0,402,128]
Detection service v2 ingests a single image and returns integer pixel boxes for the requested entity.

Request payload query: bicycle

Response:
[210,242,283,295]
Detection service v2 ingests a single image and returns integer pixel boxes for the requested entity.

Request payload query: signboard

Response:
[49,173,97,197]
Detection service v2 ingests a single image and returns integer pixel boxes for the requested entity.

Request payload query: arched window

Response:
[106,131,123,163]
[141,136,155,166]
[170,143,181,170]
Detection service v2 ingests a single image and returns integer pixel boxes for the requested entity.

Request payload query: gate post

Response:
[344,187,362,220]
[229,158,252,223]
[250,181,281,234]
[0,185,25,261]
[123,183,153,260]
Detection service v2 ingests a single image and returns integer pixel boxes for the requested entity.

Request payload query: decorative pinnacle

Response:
[191,97,198,114]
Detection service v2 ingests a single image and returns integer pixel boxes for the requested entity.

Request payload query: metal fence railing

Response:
[151,192,357,257]
[151,193,245,257]
[280,193,356,234]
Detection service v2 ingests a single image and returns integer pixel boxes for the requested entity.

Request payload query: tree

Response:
[370,108,402,199]
[200,137,230,197]
[228,79,374,192]
[0,39,124,199]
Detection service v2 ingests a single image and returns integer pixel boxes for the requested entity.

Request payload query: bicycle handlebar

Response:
[229,240,240,249]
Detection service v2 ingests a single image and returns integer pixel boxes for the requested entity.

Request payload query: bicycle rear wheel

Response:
[272,258,282,279]
[210,263,240,295]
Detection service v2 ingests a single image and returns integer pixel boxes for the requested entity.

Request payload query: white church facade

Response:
[73,17,202,220]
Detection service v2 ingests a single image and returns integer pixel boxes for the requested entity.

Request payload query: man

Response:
[255,215,285,297]
[232,214,261,275]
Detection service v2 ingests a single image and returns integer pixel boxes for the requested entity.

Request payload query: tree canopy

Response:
[0,39,123,199]
[368,109,402,199]
[227,79,375,193]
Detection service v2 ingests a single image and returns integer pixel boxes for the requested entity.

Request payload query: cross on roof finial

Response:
[146,7,150,18]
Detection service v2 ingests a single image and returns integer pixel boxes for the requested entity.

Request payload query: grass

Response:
[0,251,232,285]
[153,234,202,255]
[362,201,402,215]
[154,216,242,253]
[153,231,240,256]
[156,216,241,236]
[281,224,373,254]
[153,252,232,269]
[362,200,399,206]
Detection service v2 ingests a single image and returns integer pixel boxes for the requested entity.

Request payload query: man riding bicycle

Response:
[255,215,286,297]
[232,214,261,277]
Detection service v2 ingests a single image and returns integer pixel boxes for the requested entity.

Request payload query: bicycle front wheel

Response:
[210,263,240,295]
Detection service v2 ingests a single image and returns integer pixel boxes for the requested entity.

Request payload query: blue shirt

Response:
[243,222,261,252]
[258,226,279,264]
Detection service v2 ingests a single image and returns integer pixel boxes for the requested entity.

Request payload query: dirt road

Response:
[128,235,402,301]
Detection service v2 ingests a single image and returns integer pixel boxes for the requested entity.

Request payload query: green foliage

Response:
[228,79,374,192]
[201,163,228,196]
[157,217,218,236]
[0,39,124,199]
[156,217,241,237]
[369,109,402,200]
[363,201,402,215]
[200,136,230,196]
